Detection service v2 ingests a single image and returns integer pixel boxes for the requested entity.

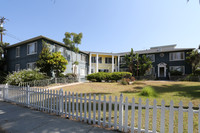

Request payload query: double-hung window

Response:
[27,62,36,70]
[105,57,112,64]
[98,57,102,63]
[169,52,184,61]
[81,54,86,62]
[16,47,20,57]
[120,57,125,64]
[170,66,185,75]
[146,54,155,62]
[27,42,37,55]
[91,57,96,63]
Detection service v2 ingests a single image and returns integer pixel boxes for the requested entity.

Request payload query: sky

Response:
[1,0,200,53]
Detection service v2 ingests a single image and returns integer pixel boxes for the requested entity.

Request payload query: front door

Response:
[159,67,165,77]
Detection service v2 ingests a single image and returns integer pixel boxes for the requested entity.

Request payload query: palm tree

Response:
[125,48,134,75]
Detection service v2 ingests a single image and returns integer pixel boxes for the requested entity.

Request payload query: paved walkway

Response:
[0,102,116,133]
[47,82,84,90]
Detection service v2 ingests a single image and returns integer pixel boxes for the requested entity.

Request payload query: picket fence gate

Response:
[2,85,200,133]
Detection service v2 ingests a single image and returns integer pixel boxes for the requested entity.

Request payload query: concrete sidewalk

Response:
[0,102,116,133]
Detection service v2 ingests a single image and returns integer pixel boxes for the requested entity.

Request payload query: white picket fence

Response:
[2,85,200,133]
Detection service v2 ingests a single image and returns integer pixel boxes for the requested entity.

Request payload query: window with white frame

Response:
[81,54,86,62]
[27,42,37,55]
[27,62,36,70]
[170,66,185,74]
[169,52,184,61]
[16,47,20,57]
[91,56,96,63]
[98,57,102,63]
[120,57,125,64]
[50,45,56,52]
[146,54,155,62]
[105,57,112,64]
[15,64,20,71]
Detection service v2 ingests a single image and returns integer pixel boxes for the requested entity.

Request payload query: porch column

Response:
[112,55,114,72]
[118,55,120,72]
[89,53,92,74]
[96,54,98,73]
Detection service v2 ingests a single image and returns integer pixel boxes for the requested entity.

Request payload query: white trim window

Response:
[170,66,185,75]
[98,57,102,63]
[27,42,37,55]
[81,54,86,62]
[50,45,56,52]
[15,64,20,71]
[169,52,185,61]
[16,47,20,57]
[120,57,126,64]
[105,57,112,64]
[27,62,36,70]
[146,54,155,62]
[91,57,96,63]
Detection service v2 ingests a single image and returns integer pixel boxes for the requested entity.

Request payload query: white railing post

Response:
[188,102,193,133]
[119,93,124,131]
[26,85,30,107]
[59,89,63,115]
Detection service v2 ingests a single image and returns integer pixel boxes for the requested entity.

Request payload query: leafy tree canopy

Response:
[186,47,200,75]
[37,41,68,77]
[124,49,152,76]
[63,32,82,53]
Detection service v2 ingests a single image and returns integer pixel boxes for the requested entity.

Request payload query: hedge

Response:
[6,69,48,85]
[87,72,132,82]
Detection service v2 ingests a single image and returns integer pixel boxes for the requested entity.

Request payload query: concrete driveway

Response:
[0,102,117,133]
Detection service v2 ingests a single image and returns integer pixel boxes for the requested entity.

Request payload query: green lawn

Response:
[54,81,200,132]
[57,81,200,107]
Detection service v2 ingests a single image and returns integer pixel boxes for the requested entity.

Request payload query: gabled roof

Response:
[6,35,88,54]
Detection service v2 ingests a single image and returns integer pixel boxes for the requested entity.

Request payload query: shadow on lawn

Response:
[119,83,200,99]
[150,84,200,99]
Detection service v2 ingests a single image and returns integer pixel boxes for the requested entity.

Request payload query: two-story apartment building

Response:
[85,45,194,80]
[6,36,89,81]
[5,35,194,80]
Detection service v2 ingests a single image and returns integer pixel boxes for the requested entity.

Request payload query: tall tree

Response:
[36,41,52,75]
[138,55,153,76]
[37,41,68,77]
[63,32,83,74]
[186,47,200,75]
[124,48,134,75]
[124,49,152,76]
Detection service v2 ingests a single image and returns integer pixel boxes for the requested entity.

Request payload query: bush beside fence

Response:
[20,77,78,87]
[2,85,200,133]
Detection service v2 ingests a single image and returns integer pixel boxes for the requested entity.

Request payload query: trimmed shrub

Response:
[6,69,48,85]
[87,72,132,82]
[170,70,183,76]
[139,86,158,97]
